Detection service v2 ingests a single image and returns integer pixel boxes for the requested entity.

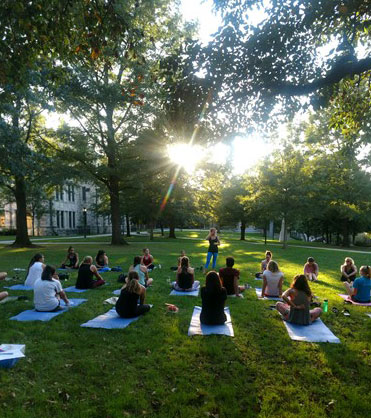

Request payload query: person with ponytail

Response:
[200,271,227,325]
[115,271,151,318]
[343,265,371,303]
[129,256,153,287]
[173,256,200,292]
[276,275,322,325]
[34,265,70,312]
[24,253,45,288]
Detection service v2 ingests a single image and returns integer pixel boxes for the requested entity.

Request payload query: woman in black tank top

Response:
[204,228,220,271]
[173,257,200,292]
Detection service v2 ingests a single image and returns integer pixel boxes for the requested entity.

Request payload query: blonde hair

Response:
[125,271,141,294]
[83,256,92,264]
[267,260,279,273]
[359,266,371,279]
[341,257,355,270]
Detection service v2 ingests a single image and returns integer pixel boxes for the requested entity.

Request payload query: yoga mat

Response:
[0,344,25,369]
[170,289,199,297]
[366,313,371,319]
[338,294,371,306]
[0,296,20,305]
[255,288,282,301]
[104,297,118,305]
[283,318,340,343]
[10,299,87,322]
[188,306,234,337]
[98,267,111,273]
[113,289,122,296]
[4,285,33,291]
[64,286,88,293]
[81,307,152,329]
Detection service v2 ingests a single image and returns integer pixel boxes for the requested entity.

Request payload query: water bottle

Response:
[323,299,328,313]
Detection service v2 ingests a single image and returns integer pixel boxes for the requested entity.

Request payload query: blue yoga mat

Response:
[170,289,199,297]
[64,286,88,293]
[4,285,33,291]
[80,308,149,329]
[9,299,87,322]
[255,288,282,301]
[98,267,111,273]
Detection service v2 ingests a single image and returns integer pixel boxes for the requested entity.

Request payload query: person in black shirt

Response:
[75,256,105,289]
[115,271,150,318]
[61,246,79,269]
[204,228,220,271]
[200,271,227,325]
[173,256,200,291]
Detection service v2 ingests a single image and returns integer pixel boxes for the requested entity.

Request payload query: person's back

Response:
[219,267,238,295]
[76,263,94,289]
[263,270,283,297]
[200,271,227,325]
[177,270,194,290]
[352,276,371,302]
[288,289,311,325]
[25,262,43,288]
[133,263,146,286]
[34,278,63,312]
[115,288,140,318]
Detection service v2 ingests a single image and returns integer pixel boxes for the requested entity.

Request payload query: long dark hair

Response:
[27,253,43,274]
[67,246,75,254]
[180,256,189,274]
[291,274,312,297]
[96,250,105,263]
[41,265,56,281]
[205,271,223,293]
[133,256,141,267]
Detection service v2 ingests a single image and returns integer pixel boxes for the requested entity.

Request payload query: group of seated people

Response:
[1,246,370,324]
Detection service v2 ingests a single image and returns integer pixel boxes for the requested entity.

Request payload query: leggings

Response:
[205,252,218,269]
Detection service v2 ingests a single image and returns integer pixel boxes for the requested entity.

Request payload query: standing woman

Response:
[200,271,227,325]
[34,265,70,312]
[204,228,220,271]
[115,271,151,318]
[24,253,45,288]
[340,257,357,282]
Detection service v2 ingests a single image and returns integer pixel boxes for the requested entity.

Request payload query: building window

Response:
[69,211,72,228]
[56,210,60,228]
[60,211,64,228]
[82,186,87,202]
[55,188,59,201]
[72,212,76,228]
[60,186,64,201]
[71,186,75,202]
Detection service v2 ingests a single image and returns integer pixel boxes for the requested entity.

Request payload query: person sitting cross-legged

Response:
[276,274,322,325]
[129,256,153,288]
[115,271,151,318]
[343,265,371,303]
[76,256,106,289]
[219,257,244,297]
[261,260,284,298]
[34,265,70,312]
[304,257,319,282]
[340,257,357,283]
[173,256,200,292]
[200,271,227,325]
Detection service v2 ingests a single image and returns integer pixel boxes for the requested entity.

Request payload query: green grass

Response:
[1,232,370,417]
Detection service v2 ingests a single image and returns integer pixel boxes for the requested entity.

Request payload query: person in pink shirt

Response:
[304,257,319,282]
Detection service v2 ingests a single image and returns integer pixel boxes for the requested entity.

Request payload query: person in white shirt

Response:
[24,253,45,288]
[34,265,69,312]
[261,260,284,298]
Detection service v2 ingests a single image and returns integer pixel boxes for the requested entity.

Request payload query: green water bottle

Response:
[323,299,328,313]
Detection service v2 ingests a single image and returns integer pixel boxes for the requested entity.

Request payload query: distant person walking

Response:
[204,228,220,271]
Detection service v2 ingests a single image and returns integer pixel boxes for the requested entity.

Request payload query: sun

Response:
[167,143,205,174]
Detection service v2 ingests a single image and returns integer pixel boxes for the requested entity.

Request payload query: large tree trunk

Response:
[109,177,127,245]
[160,222,164,237]
[11,176,32,247]
[125,214,131,237]
[168,221,176,238]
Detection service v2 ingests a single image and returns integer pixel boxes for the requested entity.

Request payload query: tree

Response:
[50,1,189,245]
[192,0,371,128]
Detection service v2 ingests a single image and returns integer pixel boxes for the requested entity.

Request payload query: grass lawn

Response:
[1,232,370,417]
